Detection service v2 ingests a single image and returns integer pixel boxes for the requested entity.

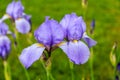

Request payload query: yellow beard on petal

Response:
[73,40,78,43]
[57,42,66,46]
[37,43,44,47]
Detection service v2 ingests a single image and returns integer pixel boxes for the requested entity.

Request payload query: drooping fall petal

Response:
[59,41,90,64]
[83,34,97,48]
[15,18,31,34]
[19,43,45,68]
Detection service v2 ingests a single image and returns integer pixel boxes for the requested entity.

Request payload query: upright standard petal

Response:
[60,13,86,40]
[34,17,64,47]
[67,22,83,40]
[6,1,15,18]
[19,43,45,68]
[0,36,11,59]
[13,1,24,19]
[34,18,52,47]
[83,34,97,48]
[60,13,78,37]
[15,18,31,34]
[59,41,90,64]
[0,22,9,35]
[48,19,64,46]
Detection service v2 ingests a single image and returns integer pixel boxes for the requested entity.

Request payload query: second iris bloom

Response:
[19,13,97,68]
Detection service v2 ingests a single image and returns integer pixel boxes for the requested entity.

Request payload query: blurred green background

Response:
[0,0,120,80]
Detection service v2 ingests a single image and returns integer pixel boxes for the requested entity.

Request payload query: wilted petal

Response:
[59,41,90,64]
[83,34,97,48]
[0,22,9,35]
[6,1,15,18]
[15,18,31,34]
[19,43,45,68]
[0,36,11,59]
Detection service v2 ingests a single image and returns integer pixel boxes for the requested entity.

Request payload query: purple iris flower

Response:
[19,17,64,68]
[59,13,97,64]
[0,36,11,60]
[0,0,31,34]
[0,22,11,60]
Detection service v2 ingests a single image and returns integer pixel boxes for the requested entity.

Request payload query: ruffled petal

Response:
[59,41,90,64]
[67,22,83,40]
[83,34,97,48]
[19,43,45,68]
[34,17,64,47]
[34,17,52,46]
[49,19,64,46]
[60,13,78,37]
[15,18,31,34]
[60,13,86,40]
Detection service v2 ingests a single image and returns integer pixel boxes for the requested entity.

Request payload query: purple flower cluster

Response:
[0,0,31,34]
[19,13,97,68]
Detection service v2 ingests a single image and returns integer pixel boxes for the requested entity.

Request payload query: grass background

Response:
[0,0,120,80]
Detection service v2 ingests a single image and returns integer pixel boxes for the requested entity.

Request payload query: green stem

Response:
[90,48,94,80]
[41,59,54,80]
[3,60,11,80]
[69,61,74,80]
[21,64,30,80]
[14,30,30,80]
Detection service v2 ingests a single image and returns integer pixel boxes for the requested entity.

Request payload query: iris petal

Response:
[34,18,52,46]
[60,13,86,40]
[34,17,64,47]
[6,1,15,18]
[49,19,64,46]
[15,18,31,34]
[13,1,24,19]
[0,22,9,35]
[59,41,90,64]
[83,34,97,48]
[0,36,11,59]
[67,22,83,40]
[23,13,32,25]
[60,13,78,37]
[19,43,45,68]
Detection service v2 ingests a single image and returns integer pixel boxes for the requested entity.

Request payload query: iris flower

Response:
[1,0,31,34]
[0,22,11,60]
[59,13,97,64]
[19,17,64,68]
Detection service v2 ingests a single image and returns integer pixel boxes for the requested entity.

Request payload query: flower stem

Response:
[90,48,94,80]
[41,58,54,80]
[22,64,30,80]
[3,60,11,80]
[69,61,74,80]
